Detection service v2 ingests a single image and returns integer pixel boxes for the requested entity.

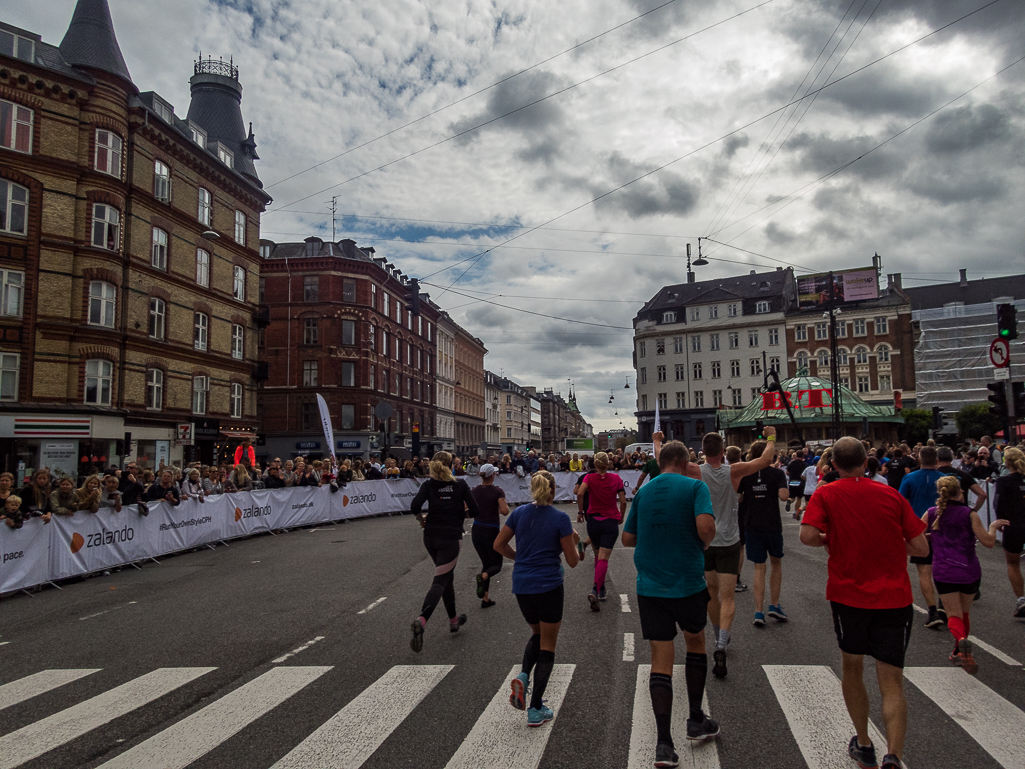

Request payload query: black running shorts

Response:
[933,578,981,596]
[586,516,620,550]
[830,602,914,669]
[1002,526,1025,555]
[638,590,710,641]
[703,541,743,575]
[909,538,933,566]
[516,585,564,625]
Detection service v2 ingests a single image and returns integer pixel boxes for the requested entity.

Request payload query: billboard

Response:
[797,267,878,309]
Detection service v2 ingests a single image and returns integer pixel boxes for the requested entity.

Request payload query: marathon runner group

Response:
[406,431,1025,769]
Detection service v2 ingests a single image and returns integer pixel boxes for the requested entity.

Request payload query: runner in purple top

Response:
[923,476,1009,674]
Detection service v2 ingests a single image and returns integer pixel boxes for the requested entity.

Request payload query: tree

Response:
[900,408,932,445]
[955,403,1002,441]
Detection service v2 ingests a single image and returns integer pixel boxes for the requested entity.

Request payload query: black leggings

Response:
[420,535,461,622]
[471,525,504,579]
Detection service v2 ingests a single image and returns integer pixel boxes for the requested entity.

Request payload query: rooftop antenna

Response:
[328,196,338,241]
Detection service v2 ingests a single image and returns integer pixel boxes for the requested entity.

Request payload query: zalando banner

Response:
[0,517,50,594]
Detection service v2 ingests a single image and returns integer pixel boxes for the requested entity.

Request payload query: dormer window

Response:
[756,300,770,313]
[662,311,677,324]
[152,99,174,124]
[190,123,207,149]
[0,29,35,63]
[218,145,234,169]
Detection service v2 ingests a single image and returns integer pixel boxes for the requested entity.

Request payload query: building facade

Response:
[534,386,593,454]
[452,323,486,455]
[434,315,456,452]
[484,369,502,454]
[257,238,438,461]
[496,376,531,454]
[0,2,270,479]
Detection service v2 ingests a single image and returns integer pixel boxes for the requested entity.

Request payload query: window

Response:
[728,388,740,407]
[818,350,829,368]
[146,368,163,410]
[340,362,355,387]
[712,389,723,407]
[879,373,892,392]
[339,403,355,430]
[192,376,208,414]
[751,387,760,401]
[303,275,319,302]
[728,303,738,317]
[395,301,402,323]
[730,360,741,377]
[231,324,244,359]
[233,266,246,301]
[427,321,432,341]
[259,243,271,258]
[94,130,122,176]
[148,298,165,339]
[641,394,648,410]
[153,160,171,202]
[190,124,207,148]
[507,427,513,438]
[838,348,849,365]
[506,394,512,404]
[230,383,243,418]
[857,375,870,393]
[84,359,113,405]
[836,321,847,338]
[711,361,721,378]
[672,391,684,409]
[193,312,208,351]
[656,338,665,355]
[729,332,739,349]
[394,373,400,394]
[219,146,234,168]
[839,377,850,389]
[769,327,779,345]
[342,320,356,345]
[151,228,168,270]
[657,365,666,382]
[750,358,761,376]
[416,348,422,369]
[406,342,412,365]
[234,210,246,245]
[394,337,400,360]
[709,334,720,351]
[0,100,33,153]
[756,300,770,313]
[748,330,758,347]
[657,392,668,409]
[0,180,28,236]
[855,346,869,365]
[795,324,807,341]
[853,318,867,336]
[0,352,19,401]
[875,316,889,335]
[342,279,356,303]
[673,337,684,354]
[300,401,317,430]
[92,204,119,250]
[88,281,116,327]
[405,377,411,398]
[690,308,700,321]
[797,351,809,369]
[675,363,685,381]
[638,340,646,358]
[0,29,34,63]
[258,327,265,348]
[662,311,677,323]
[303,318,318,345]
[383,293,390,317]
[191,249,210,287]
[1,269,24,316]
[691,336,701,353]
[878,344,891,363]
[693,390,704,408]
[197,188,211,225]
[152,100,174,123]
[639,367,647,385]
[770,356,780,372]
[302,360,318,386]
[815,322,828,340]
[693,362,702,380]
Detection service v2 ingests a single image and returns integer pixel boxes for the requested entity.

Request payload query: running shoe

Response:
[785,499,792,512]
[599,585,608,602]
[510,671,529,711]
[753,612,766,627]
[880,754,905,769]
[527,704,554,727]
[948,649,962,665]
[686,714,720,741]
[924,606,944,629]
[410,619,424,653]
[588,587,601,612]
[481,599,496,608]
[654,741,680,767]
[768,604,789,622]
[958,638,978,675]
[848,736,878,768]
[476,573,487,599]
[712,648,728,678]
[937,607,948,625]
[1014,596,1025,618]
[449,614,468,633]
[734,581,748,593]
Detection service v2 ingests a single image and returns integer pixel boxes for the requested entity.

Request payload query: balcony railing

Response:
[195,56,239,80]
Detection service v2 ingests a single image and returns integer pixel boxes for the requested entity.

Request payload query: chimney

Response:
[959,268,967,287]
[888,273,902,291]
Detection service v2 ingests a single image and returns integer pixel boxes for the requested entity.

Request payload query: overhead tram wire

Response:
[264,0,777,214]
[418,0,1007,294]
[263,0,683,190]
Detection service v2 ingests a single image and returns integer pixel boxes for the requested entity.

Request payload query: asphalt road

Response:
[1,503,1022,769]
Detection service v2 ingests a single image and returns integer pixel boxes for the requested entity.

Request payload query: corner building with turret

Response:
[0,0,271,478]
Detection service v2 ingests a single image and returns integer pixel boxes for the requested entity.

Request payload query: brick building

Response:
[257,238,439,461]
[453,322,486,455]
[0,1,270,477]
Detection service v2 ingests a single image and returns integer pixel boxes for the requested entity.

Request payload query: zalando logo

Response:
[69,527,134,554]
[234,504,272,522]
[342,492,376,507]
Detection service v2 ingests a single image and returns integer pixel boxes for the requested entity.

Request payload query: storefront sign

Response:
[193,419,220,441]
[15,417,90,437]
[296,441,321,450]
[762,389,833,410]
[40,442,78,479]
[337,440,361,449]
[797,267,878,308]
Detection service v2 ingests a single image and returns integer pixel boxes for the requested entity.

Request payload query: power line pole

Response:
[328,196,338,241]
[828,271,843,441]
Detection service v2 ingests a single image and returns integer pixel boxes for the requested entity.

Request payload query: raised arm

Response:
[729,427,778,489]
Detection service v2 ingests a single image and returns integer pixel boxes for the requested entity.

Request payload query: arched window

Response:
[88,281,116,327]
[877,343,891,363]
[817,350,830,368]
[855,345,869,364]
[796,351,809,369]
[837,347,849,365]
[84,359,113,405]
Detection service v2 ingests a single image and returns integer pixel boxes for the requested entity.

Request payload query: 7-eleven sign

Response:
[177,423,194,445]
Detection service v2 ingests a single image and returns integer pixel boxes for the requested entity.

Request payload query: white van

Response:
[624,443,654,455]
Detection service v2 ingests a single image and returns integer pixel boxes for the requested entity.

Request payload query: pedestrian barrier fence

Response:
[1,471,644,595]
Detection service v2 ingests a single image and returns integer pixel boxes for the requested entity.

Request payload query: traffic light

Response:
[988,382,1008,418]
[755,419,765,439]
[997,303,1018,340]
[932,406,943,430]
[1013,381,1025,417]
[407,278,421,316]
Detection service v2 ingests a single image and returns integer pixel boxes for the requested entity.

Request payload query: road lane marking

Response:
[0,642,8,646]
[623,632,635,662]
[97,666,331,769]
[628,665,718,769]
[763,665,887,769]
[0,669,100,711]
[272,665,452,768]
[0,667,215,769]
[968,635,1021,667]
[79,601,137,621]
[905,667,1025,768]
[357,597,387,614]
[444,664,574,769]
[912,604,928,615]
[620,594,632,612]
[273,636,326,664]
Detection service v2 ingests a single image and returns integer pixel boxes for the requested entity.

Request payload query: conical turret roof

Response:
[59,0,132,83]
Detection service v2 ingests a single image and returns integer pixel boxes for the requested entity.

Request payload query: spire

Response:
[59,0,133,83]
[188,57,262,187]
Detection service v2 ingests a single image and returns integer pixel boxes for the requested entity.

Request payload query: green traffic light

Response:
[1000,329,1010,337]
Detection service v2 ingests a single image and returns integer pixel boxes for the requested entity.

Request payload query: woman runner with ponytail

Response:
[494,471,580,727]
[924,475,1009,673]
[577,452,627,611]
[409,451,479,653]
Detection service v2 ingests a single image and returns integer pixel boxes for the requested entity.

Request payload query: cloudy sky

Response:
[9,0,1025,432]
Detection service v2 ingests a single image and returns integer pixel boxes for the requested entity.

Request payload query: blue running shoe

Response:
[527,704,554,727]
[753,612,766,627]
[598,585,608,602]
[848,735,878,768]
[510,672,529,711]
[768,604,789,622]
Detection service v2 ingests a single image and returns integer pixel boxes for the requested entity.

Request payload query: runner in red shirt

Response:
[577,452,627,612]
[800,437,928,769]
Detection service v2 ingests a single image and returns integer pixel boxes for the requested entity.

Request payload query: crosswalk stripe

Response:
[95,666,330,769]
[271,665,452,768]
[763,665,889,769]
[0,667,215,769]
[0,669,100,711]
[904,667,1025,769]
[443,663,575,769]
[967,635,1021,667]
[627,665,719,769]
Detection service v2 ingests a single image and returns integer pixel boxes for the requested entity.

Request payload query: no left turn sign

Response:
[990,338,1010,368]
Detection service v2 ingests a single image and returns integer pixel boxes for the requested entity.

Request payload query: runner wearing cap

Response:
[470,463,510,608]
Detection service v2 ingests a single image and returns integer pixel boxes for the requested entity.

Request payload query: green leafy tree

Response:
[955,403,1002,441]
[900,408,932,445]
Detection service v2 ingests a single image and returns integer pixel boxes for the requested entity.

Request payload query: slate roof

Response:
[58,0,132,83]
[187,62,262,186]
[635,268,794,324]
[261,239,377,262]
[904,274,1025,311]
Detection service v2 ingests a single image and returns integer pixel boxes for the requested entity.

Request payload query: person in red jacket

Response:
[234,440,256,468]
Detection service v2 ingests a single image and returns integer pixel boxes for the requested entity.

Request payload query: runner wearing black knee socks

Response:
[470,464,510,607]
[409,451,479,653]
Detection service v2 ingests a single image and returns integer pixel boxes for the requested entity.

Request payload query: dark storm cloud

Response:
[923,103,1013,154]
[906,167,1007,205]
[589,152,701,219]
[786,130,909,180]
[721,133,751,159]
